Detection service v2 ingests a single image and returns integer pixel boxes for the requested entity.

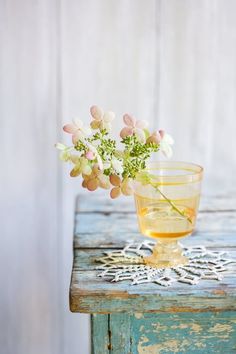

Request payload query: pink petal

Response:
[109,174,121,187]
[146,131,161,144]
[70,168,80,177]
[159,129,165,139]
[121,179,133,196]
[98,175,110,189]
[146,135,158,144]
[92,164,100,175]
[120,127,133,139]
[87,178,99,191]
[63,124,77,134]
[155,131,162,141]
[90,120,101,129]
[82,179,87,188]
[90,105,103,120]
[135,120,148,129]
[85,151,95,160]
[110,187,121,199]
[123,114,136,127]
[72,134,79,144]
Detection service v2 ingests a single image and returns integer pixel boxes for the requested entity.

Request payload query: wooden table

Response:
[70,194,236,353]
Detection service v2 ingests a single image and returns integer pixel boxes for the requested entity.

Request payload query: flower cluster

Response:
[55,105,174,198]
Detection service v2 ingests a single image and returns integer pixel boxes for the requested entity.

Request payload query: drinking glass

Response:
[133,161,203,268]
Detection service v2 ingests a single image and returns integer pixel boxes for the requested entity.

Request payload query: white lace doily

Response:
[96,241,235,286]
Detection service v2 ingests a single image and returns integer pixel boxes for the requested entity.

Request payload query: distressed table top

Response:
[70,193,236,314]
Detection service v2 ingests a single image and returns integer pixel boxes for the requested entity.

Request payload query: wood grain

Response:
[70,194,236,314]
[74,194,236,249]
[76,193,236,213]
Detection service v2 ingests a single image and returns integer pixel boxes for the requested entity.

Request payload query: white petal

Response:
[70,155,79,164]
[160,142,173,158]
[86,142,98,153]
[80,156,87,165]
[134,128,146,143]
[60,151,70,162]
[97,155,103,170]
[103,162,111,170]
[162,133,174,145]
[103,122,112,131]
[55,142,67,150]
[73,118,83,128]
[136,120,148,129]
[82,165,92,175]
[103,111,115,122]
[112,158,123,174]
[82,126,91,136]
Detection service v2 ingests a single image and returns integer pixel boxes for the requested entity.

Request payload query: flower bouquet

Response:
[56,106,203,268]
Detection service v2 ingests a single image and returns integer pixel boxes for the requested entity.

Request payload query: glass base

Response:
[144,239,188,268]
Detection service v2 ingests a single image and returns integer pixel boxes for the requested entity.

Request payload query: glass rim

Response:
[145,161,203,184]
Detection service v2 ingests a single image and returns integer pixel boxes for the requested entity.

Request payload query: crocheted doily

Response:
[96,241,235,287]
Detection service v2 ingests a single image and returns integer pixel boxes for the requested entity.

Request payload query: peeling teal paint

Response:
[91,312,236,354]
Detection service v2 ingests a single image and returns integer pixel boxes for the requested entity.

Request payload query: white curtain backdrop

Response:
[1,1,236,354]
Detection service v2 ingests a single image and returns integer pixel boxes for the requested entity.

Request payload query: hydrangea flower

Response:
[82,165,110,191]
[109,175,133,199]
[90,105,115,131]
[147,130,174,158]
[120,114,148,142]
[56,105,175,200]
[63,119,91,144]
[55,143,72,162]
[70,156,92,177]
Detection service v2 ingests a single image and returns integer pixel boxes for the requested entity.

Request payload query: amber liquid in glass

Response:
[135,194,200,239]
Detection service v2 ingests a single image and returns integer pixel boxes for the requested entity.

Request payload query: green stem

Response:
[150,182,192,224]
